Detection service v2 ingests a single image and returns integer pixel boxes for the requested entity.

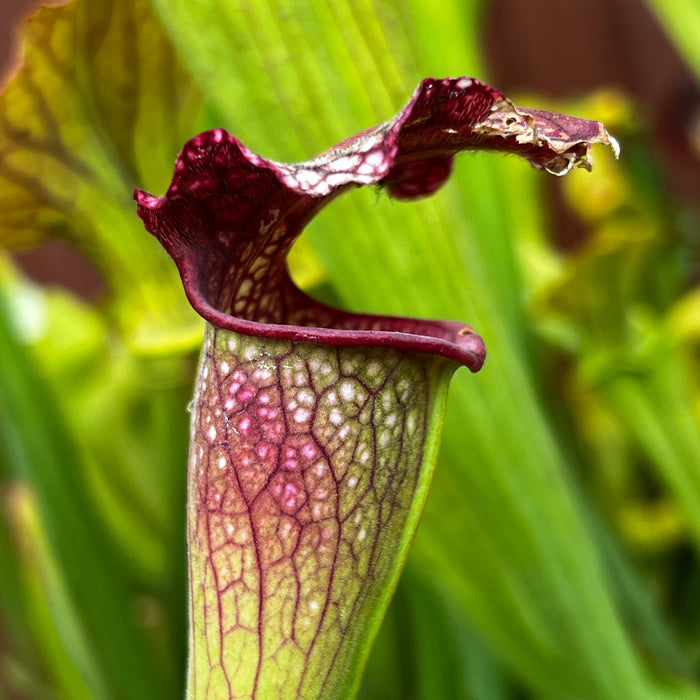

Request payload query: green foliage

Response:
[644,0,700,80]
[1,1,699,698]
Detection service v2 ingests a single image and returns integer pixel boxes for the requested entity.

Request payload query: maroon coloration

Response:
[187,329,449,697]
[135,77,616,372]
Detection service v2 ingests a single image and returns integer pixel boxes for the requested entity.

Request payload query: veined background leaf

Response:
[0,0,204,346]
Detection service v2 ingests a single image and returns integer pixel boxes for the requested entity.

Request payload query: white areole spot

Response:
[456,77,473,89]
[356,162,378,176]
[302,443,317,460]
[309,600,319,612]
[366,361,381,377]
[218,456,227,470]
[358,529,366,542]
[295,169,322,188]
[227,337,238,353]
[294,408,310,424]
[207,425,217,442]
[243,345,260,361]
[297,389,315,406]
[220,361,230,375]
[358,133,383,153]
[347,476,358,488]
[406,412,417,435]
[328,154,361,172]
[329,409,343,426]
[365,150,386,167]
[254,369,272,382]
[226,523,235,535]
[339,381,356,402]
[202,365,209,380]
[341,360,358,375]
[385,413,397,427]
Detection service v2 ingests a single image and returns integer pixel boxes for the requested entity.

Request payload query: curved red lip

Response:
[135,76,617,373]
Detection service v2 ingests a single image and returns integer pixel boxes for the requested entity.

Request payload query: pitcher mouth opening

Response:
[135,77,618,375]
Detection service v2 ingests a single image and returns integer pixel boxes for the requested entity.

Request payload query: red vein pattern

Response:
[135,77,617,373]
[189,328,452,698]
[135,76,618,698]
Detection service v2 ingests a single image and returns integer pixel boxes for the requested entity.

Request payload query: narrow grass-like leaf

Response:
[3,483,97,700]
[359,566,511,700]
[595,343,700,549]
[0,481,45,696]
[644,0,700,78]
[0,289,170,700]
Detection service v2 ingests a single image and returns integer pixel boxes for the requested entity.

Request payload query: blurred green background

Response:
[1,0,699,698]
